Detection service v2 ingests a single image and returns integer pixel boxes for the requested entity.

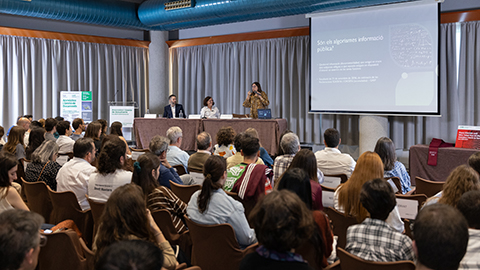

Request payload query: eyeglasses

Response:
[39,234,47,247]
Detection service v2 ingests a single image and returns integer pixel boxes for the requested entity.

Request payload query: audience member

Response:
[275,130,293,157]
[109,121,131,155]
[25,127,45,160]
[273,132,300,185]
[240,190,314,270]
[187,155,257,247]
[346,178,414,262]
[213,126,236,158]
[17,117,31,147]
[29,121,42,129]
[44,118,57,142]
[93,184,177,270]
[334,151,404,232]
[374,137,411,194]
[95,240,164,270]
[414,204,468,270]
[468,151,480,175]
[88,137,132,203]
[0,126,5,146]
[37,118,45,128]
[225,136,273,203]
[0,153,29,212]
[424,165,480,207]
[2,126,26,160]
[245,128,273,168]
[226,133,264,169]
[55,120,75,154]
[457,190,480,269]
[84,121,102,156]
[280,149,324,210]
[166,126,190,172]
[315,128,356,177]
[187,132,212,173]
[132,152,188,234]
[24,140,61,191]
[70,118,85,141]
[277,168,333,267]
[0,209,44,270]
[97,119,108,141]
[149,135,185,188]
[200,96,220,119]
[56,138,96,210]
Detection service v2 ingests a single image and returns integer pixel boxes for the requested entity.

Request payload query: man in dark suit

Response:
[163,94,186,118]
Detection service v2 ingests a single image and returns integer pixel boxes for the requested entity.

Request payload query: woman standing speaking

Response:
[243,82,269,119]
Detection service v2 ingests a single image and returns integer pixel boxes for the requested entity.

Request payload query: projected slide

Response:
[309,1,439,115]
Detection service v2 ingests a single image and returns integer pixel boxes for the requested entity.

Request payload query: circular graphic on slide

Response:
[390,24,433,68]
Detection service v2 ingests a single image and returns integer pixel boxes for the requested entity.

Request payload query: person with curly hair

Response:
[88,136,132,203]
[213,126,236,158]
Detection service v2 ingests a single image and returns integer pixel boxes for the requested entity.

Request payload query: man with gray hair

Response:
[0,209,45,270]
[166,126,190,173]
[272,132,300,185]
[187,132,212,173]
[149,135,185,189]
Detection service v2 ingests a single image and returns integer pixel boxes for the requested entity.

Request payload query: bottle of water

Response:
[179,111,184,118]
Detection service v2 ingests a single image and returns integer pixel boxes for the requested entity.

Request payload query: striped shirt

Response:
[147,186,188,234]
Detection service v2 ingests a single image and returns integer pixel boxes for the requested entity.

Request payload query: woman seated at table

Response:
[200,96,220,119]
[24,140,61,191]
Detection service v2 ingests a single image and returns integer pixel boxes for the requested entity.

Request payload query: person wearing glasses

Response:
[200,96,220,119]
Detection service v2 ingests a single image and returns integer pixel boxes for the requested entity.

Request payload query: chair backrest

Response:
[151,209,184,244]
[173,164,187,175]
[403,218,413,240]
[296,240,323,270]
[16,158,26,185]
[38,230,92,270]
[130,147,150,160]
[189,171,205,185]
[337,247,416,270]
[86,194,105,240]
[57,153,73,166]
[169,180,202,204]
[21,177,53,223]
[415,177,444,197]
[386,177,402,194]
[323,174,348,189]
[184,216,256,270]
[323,207,359,249]
[395,194,428,220]
[321,184,336,208]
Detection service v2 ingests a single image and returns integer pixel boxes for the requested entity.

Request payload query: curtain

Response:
[0,35,148,128]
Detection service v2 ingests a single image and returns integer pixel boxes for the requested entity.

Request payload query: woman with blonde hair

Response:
[334,151,404,232]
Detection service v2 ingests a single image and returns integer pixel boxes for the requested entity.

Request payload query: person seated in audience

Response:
[2,126,26,161]
[225,136,273,203]
[44,118,57,142]
[334,151,404,232]
[29,121,43,130]
[55,120,75,154]
[240,190,314,270]
[88,137,132,203]
[468,151,480,175]
[0,153,29,212]
[56,138,97,211]
[109,121,131,155]
[457,190,480,269]
[200,96,220,119]
[16,117,31,147]
[25,140,61,191]
[95,240,164,270]
[0,209,44,270]
[97,119,108,141]
[149,135,185,188]
[93,184,178,270]
[187,132,212,173]
[275,130,293,157]
[273,132,300,185]
[166,126,190,173]
[277,168,333,267]
[70,118,85,141]
[280,149,324,210]
[315,128,356,177]
[226,133,265,169]
[346,178,414,262]
[245,128,273,168]
[187,155,257,247]
[25,127,45,160]
[84,121,102,156]
[132,152,188,234]
[163,94,186,118]
[374,137,412,194]
[0,126,5,146]
[213,126,236,158]
[424,165,480,207]
[414,204,468,270]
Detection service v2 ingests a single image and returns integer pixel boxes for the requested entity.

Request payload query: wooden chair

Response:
[395,194,428,220]
[323,174,348,189]
[337,247,415,270]
[38,230,94,270]
[86,194,105,240]
[173,164,187,175]
[48,188,94,246]
[415,177,444,197]
[323,207,359,249]
[57,152,74,166]
[21,177,53,223]
[184,216,257,270]
[403,218,413,240]
[386,177,403,194]
[169,180,201,204]
[129,147,150,160]
[296,240,323,270]
[320,184,336,208]
[151,209,191,257]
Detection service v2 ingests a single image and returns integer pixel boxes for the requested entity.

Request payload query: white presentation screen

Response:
[309,1,439,115]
